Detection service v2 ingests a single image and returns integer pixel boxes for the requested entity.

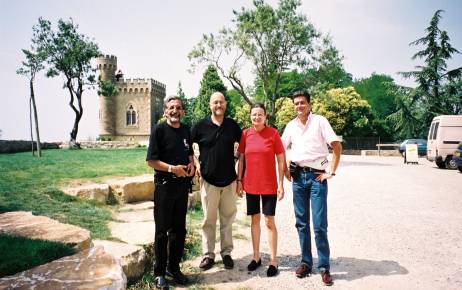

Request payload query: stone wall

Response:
[66,141,143,149]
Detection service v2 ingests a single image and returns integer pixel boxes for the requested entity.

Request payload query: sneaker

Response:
[247,259,262,271]
[199,257,215,270]
[166,268,189,285]
[266,264,278,277]
[155,276,169,290]
[222,255,234,269]
[295,263,311,278]
[320,270,333,286]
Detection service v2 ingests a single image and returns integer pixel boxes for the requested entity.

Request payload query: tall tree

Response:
[193,65,228,124]
[189,0,319,124]
[177,81,194,126]
[401,10,461,127]
[17,32,46,157]
[35,18,100,146]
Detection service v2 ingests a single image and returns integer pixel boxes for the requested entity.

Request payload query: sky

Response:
[1,0,461,141]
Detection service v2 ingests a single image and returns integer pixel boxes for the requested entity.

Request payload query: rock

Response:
[106,175,154,204]
[118,201,154,212]
[0,246,126,290]
[188,190,201,209]
[93,240,147,282]
[0,211,91,251]
[109,221,154,245]
[191,175,200,192]
[61,183,110,203]
[115,209,153,223]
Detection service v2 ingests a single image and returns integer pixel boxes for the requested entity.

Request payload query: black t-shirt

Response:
[191,117,242,187]
[146,122,193,179]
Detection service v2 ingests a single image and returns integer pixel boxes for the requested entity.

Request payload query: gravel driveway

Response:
[184,155,462,290]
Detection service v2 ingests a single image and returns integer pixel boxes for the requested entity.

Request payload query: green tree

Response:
[312,87,374,137]
[17,28,46,157]
[401,10,462,127]
[387,87,423,139]
[177,81,194,126]
[193,65,228,124]
[234,103,251,129]
[35,18,100,146]
[189,0,319,124]
[274,97,296,132]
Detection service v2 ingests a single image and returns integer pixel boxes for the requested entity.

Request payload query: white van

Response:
[427,115,462,169]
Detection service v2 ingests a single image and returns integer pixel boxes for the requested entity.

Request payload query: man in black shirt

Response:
[146,95,195,289]
[192,91,242,270]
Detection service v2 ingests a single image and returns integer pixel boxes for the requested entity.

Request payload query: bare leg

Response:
[265,215,278,266]
[251,214,261,261]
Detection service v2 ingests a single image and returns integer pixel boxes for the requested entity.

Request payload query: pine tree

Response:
[193,65,227,124]
[402,10,461,128]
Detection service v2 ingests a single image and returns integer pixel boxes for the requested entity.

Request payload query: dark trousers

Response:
[153,178,189,276]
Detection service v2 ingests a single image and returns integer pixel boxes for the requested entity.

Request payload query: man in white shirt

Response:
[281,90,342,286]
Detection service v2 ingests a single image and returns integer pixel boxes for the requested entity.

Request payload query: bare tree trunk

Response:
[29,95,34,156]
[66,80,82,148]
[30,80,42,157]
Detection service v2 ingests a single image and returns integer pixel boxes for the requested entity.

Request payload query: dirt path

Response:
[181,155,462,290]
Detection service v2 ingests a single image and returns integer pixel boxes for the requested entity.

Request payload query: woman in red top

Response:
[237,103,286,277]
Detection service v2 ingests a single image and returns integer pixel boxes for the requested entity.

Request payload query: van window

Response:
[432,122,439,140]
[428,123,435,140]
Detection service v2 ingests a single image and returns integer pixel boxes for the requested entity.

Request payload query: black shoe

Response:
[166,269,189,285]
[199,257,215,270]
[266,265,279,277]
[155,276,169,290]
[247,259,262,271]
[222,255,234,269]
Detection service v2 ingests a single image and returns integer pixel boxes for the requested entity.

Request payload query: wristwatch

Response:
[168,165,172,173]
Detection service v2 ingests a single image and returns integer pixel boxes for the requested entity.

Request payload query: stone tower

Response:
[96,54,166,141]
[96,55,117,138]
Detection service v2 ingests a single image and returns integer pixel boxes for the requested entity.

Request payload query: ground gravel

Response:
[182,155,462,290]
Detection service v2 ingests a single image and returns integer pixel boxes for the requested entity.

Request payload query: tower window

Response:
[126,105,137,126]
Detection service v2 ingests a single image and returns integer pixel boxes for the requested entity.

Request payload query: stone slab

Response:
[115,209,153,223]
[109,221,154,245]
[0,211,91,251]
[93,240,147,282]
[106,175,154,204]
[118,201,154,212]
[0,246,126,290]
[188,190,201,209]
[61,183,110,203]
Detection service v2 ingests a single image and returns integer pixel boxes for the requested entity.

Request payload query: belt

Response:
[296,165,325,173]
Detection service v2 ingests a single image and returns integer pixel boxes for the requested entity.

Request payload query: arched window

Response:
[126,105,137,126]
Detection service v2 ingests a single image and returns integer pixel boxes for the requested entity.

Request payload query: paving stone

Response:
[115,209,153,223]
[109,221,154,245]
[118,201,154,212]
[0,246,126,290]
[0,211,91,251]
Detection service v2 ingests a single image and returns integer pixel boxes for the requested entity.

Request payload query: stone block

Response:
[118,201,154,212]
[0,246,126,290]
[93,240,147,282]
[106,175,154,204]
[0,211,91,251]
[115,209,153,223]
[188,190,201,209]
[61,183,110,203]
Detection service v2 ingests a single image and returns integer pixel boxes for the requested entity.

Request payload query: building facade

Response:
[96,55,166,141]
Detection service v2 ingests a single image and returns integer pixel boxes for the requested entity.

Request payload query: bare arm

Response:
[236,154,245,197]
[315,141,342,182]
[146,158,194,178]
[276,153,285,200]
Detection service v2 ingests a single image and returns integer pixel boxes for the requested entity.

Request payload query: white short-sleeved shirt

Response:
[281,113,340,170]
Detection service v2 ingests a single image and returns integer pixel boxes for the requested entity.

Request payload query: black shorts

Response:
[246,193,277,216]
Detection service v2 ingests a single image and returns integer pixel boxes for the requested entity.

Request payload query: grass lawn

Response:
[0,147,151,239]
[0,234,76,277]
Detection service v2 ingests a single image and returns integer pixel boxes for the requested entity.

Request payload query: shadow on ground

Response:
[184,254,408,286]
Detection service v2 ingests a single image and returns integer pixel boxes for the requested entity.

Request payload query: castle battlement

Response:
[116,78,166,89]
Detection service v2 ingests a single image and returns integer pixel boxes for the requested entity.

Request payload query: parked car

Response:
[453,142,462,173]
[427,115,462,169]
[399,139,427,156]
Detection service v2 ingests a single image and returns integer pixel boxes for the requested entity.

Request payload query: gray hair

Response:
[163,95,184,109]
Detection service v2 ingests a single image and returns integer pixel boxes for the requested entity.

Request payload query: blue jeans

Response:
[292,170,330,271]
